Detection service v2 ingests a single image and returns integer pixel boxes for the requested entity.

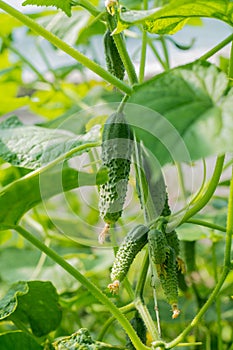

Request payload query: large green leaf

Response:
[0,281,62,337]
[22,0,75,17]
[0,116,100,169]
[0,165,107,226]
[116,0,233,34]
[126,62,233,164]
[0,331,43,350]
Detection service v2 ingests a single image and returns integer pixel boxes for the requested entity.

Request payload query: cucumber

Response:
[104,29,125,81]
[108,224,149,293]
[158,247,180,319]
[148,228,169,265]
[99,112,133,242]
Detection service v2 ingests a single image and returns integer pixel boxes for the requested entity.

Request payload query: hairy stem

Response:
[15,225,150,350]
[0,1,132,95]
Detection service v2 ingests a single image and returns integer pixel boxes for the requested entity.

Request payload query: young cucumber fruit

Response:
[99,112,133,242]
[108,224,149,293]
[158,247,180,319]
[104,29,125,81]
[148,228,169,265]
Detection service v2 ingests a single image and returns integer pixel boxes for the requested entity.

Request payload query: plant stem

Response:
[224,166,233,267]
[76,0,101,17]
[135,250,149,298]
[0,1,132,95]
[107,15,138,85]
[199,33,233,61]
[212,242,223,350]
[228,40,233,80]
[165,166,233,349]
[148,40,168,71]
[15,225,149,350]
[139,0,148,83]
[186,219,226,233]
[180,155,225,224]
[97,302,135,341]
[176,162,187,201]
[7,41,49,84]
[160,36,170,70]
[135,297,160,342]
[139,30,147,83]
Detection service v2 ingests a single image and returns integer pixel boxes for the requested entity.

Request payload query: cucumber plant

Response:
[0,1,232,350]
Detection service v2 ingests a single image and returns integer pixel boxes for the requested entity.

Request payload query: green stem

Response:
[7,41,49,84]
[160,36,170,70]
[180,155,225,224]
[15,225,149,350]
[139,29,147,83]
[212,242,223,350]
[199,33,233,61]
[176,162,187,201]
[148,40,167,71]
[139,0,148,83]
[165,166,233,349]
[135,298,160,342]
[228,40,233,80]
[97,302,135,341]
[135,250,149,298]
[186,219,226,233]
[107,15,138,85]
[224,166,233,267]
[0,1,132,95]
[76,0,100,17]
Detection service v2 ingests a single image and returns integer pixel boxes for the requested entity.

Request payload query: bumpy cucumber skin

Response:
[165,230,180,256]
[110,225,149,283]
[99,112,133,225]
[159,247,179,313]
[161,193,180,257]
[104,29,125,81]
[148,228,168,265]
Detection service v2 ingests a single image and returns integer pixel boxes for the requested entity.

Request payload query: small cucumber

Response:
[148,228,169,265]
[104,29,125,81]
[99,112,133,238]
[158,247,180,319]
[109,224,149,293]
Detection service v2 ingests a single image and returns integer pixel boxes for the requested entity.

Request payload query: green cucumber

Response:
[108,224,149,293]
[99,112,133,231]
[148,228,169,265]
[158,247,180,319]
[104,29,125,81]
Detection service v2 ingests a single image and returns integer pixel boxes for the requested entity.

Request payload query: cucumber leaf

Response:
[0,116,100,169]
[0,165,107,226]
[22,0,75,17]
[126,61,233,164]
[116,0,233,34]
[0,332,43,350]
[0,281,62,337]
